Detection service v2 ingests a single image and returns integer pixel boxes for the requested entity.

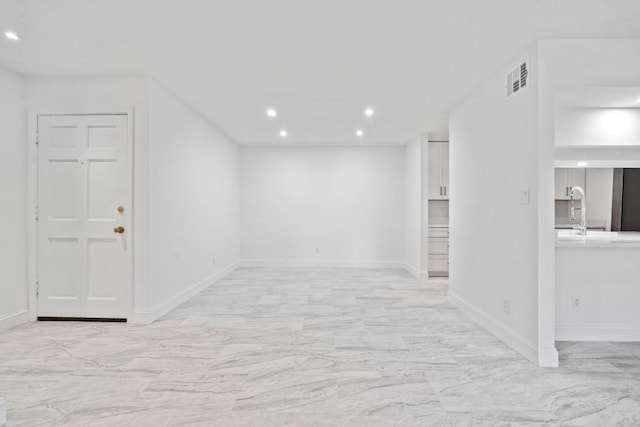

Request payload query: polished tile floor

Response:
[1,267,640,426]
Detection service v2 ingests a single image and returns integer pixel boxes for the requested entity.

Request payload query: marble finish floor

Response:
[1,267,640,426]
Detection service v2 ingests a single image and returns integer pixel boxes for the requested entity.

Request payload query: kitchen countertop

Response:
[555,219,606,230]
[556,230,640,248]
[555,224,606,230]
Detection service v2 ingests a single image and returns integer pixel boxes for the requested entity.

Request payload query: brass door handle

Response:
[114,226,125,234]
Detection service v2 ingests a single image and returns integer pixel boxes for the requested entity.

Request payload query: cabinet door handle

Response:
[444,187,447,196]
[439,187,442,196]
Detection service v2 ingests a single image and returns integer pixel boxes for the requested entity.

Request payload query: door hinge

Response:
[36,281,40,296]
[35,131,39,145]
[35,206,39,222]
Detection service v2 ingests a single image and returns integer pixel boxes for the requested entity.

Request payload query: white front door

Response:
[37,114,132,319]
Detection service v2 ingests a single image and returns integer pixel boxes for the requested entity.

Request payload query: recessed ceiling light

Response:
[356,130,364,137]
[266,108,277,118]
[279,130,287,137]
[577,161,588,167]
[4,31,19,41]
[364,108,375,117]
[636,97,640,103]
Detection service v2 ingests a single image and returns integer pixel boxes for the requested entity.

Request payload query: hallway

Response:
[1,268,639,426]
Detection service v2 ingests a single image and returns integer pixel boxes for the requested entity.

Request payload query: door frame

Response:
[27,107,135,321]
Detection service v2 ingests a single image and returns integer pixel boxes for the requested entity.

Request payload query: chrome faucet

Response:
[570,186,587,236]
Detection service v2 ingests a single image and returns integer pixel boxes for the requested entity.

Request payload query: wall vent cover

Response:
[506,61,529,98]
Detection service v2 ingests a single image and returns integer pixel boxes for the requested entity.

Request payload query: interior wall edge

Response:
[147,78,241,147]
[239,259,407,270]
[0,309,30,333]
[449,291,538,365]
[403,263,421,279]
[130,260,240,324]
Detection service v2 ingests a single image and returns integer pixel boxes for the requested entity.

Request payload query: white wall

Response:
[556,247,640,341]
[26,76,152,315]
[556,108,640,146]
[240,146,405,266]
[539,39,640,361]
[403,137,422,277]
[147,81,240,309]
[449,44,541,364]
[0,67,29,331]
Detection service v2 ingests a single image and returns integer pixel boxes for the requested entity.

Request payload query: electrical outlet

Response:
[519,187,530,205]
[315,247,320,255]
[571,296,582,310]
[502,297,511,314]
[212,258,216,266]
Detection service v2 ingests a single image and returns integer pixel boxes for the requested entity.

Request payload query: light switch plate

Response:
[520,187,530,205]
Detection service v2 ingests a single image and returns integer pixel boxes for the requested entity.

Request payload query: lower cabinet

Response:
[428,226,449,277]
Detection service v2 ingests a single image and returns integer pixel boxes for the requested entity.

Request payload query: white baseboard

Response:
[448,291,539,365]
[0,309,29,332]
[239,259,406,270]
[130,261,239,324]
[556,324,640,342]
[403,263,421,279]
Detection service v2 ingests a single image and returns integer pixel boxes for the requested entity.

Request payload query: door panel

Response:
[47,125,78,148]
[88,125,120,148]
[37,114,131,319]
[428,142,450,200]
[428,143,442,199]
[44,238,82,298]
[46,160,81,219]
[441,143,449,199]
[88,160,118,219]
[88,238,125,300]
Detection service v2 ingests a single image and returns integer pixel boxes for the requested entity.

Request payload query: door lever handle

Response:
[113,226,125,234]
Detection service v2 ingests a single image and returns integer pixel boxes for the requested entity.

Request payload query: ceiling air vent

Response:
[506,60,529,99]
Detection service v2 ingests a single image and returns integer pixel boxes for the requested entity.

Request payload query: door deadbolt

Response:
[113,226,125,234]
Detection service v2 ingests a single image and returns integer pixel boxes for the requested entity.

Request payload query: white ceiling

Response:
[1,0,640,146]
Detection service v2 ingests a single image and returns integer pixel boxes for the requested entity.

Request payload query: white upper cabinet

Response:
[555,168,586,200]
[428,142,450,200]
